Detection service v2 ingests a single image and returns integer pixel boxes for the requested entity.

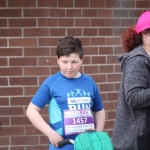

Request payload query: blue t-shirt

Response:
[31,71,104,140]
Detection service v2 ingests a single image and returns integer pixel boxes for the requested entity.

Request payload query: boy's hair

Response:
[56,36,84,59]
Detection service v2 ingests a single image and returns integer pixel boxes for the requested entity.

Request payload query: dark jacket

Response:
[113,45,150,150]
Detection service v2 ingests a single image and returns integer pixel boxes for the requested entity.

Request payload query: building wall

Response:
[0,0,149,149]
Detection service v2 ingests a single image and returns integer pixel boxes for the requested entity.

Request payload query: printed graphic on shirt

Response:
[67,88,92,110]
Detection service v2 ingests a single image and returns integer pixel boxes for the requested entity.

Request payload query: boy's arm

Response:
[93,108,105,131]
[26,102,63,146]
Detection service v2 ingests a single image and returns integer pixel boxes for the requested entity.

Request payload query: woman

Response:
[113,11,150,150]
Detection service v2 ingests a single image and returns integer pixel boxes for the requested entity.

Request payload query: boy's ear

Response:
[57,57,59,65]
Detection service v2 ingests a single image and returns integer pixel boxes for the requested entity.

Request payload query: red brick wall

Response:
[0,0,149,149]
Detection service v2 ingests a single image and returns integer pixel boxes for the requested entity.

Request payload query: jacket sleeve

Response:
[124,55,150,108]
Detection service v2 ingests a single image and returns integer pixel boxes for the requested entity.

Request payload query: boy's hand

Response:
[48,130,64,147]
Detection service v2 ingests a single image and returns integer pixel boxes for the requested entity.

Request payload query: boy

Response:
[26,36,105,150]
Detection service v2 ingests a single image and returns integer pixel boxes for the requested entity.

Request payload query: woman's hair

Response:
[56,36,84,59]
[122,26,150,52]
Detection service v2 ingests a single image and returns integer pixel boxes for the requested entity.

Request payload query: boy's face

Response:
[57,53,83,78]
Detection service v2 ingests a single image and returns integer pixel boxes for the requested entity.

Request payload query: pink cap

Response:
[135,11,150,34]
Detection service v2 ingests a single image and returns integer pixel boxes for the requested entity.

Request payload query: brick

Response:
[114,28,124,37]
[105,120,114,129]
[120,1,135,8]
[107,74,121,82]
[0,97,9,107]
[115,63,121,71]
[50,9,65,17]
[0,87,23,96]
[66,9,81,17]
[106,0,120,8]
[67,28,82,36]
[0,48,22,56]
[0,127,24,136]
[40,136,48,144]
[82,56,90,64]
[92,56,106,64]
[104,101,115,110]
[84,47,98,55]
[0,147,9,150]
[39,77,47,85]
[26,145,48,150]
[38,57,57,66]
[10,77,37,85]
[9,58,37,66]
[8,0,35,7]
[79,38,90,46]
[129,10,143,18]
[106,37,121,45]
[115,83,120,91]
[0,29,22,37]
[50,28,65,36]
[24,28,49,37]
[51,66,60,74]
[107,92,118,101]
[24,48,49,56]
[0,117,9,125]
[0,39,7,46]
[0,58,7,66]
[10,146,24,150]
[0,137,10,145]
[9,38,37,47]
[11,116,31,125]
[83,66,98,74]
[121,19,136,27]
[39,38,57,46]
[24,9,49,17]
[75,19,90,27]
[107,55,120,64]
[25,126,43,135]
[98,10,114,17]
[58,0,73,7]
[0,19,7,27]
[91,38,105,45]
[92,74,106,82]
[0,9,22,17]
[0,0,6,7]
[9,19,36,27]
[114,10,128,17]
[100,83,114,92]
[58,19,74,27]
[99,47,113,55]
[24,87,39,95]
[0,107,23,115]
[24,67,50,75]
[106,19,120,27]
[38,18,57,27]
[83,9,97,17]
[83,28,97,36]
[99,28,113,36]
[0,78,8,86]
[90,0,105,7]
[99,65,114,73]
[75,0,89,7]
[91,19,105,27]
[10,97,32,105]
[107,111,116,119]
[11,136,39,145]
[38,0,57,7]
[0,68,22,76]
[113,49,122,58]
[136,1,149,8]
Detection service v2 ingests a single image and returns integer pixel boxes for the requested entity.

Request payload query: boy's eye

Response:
[72,61,77,63]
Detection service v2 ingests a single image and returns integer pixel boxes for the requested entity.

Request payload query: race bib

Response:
[63,109,95,135]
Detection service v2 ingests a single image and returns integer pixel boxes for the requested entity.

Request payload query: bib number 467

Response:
[72,117,87,124]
